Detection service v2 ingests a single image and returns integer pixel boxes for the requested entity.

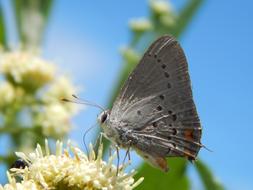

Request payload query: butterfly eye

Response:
[101,113,108,123]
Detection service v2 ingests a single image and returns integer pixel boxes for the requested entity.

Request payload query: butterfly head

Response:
[98,110,110,125]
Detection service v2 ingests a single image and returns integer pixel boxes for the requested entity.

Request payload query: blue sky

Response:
[1,0,253,189]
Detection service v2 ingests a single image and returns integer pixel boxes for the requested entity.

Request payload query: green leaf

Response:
[12,0,54,48]
[171,0,204,37]
[195,160,225,190]
[0,5,7,48]
[12,0,26,45]
[39,0,54,20]
[135,158,190,190]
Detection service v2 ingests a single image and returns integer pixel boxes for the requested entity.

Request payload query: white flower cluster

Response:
[150,0,173,15]
[44,76,79,114]
[0,82,15,108]
[0,50,79,138]
[150,0,175,27]
[0,82,25,109]
[37,104,71,138]
[39,76,79,138]
[0,51,55,91]
[120,47,141,65]
[0,140,143,190]
[128,1,175,37]
[0,172,37,190]
[129,18,153,33]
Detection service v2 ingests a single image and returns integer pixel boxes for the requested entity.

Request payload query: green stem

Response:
[0,154,16,168]
[0,154,12,163]
[0,4,7,48]
[0,125,39,135]
[171,0,204,37]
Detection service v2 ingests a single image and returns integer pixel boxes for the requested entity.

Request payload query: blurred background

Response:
[0,0,252,189]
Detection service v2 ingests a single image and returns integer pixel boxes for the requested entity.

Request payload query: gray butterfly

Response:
[98,35,202,172]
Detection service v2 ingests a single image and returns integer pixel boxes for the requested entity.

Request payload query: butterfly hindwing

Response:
[109,35,202,168]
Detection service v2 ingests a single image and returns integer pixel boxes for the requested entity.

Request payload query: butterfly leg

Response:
[122,146,131,165]
[127,149,131,161]
[122,140,132,165]
[116,146,120,176]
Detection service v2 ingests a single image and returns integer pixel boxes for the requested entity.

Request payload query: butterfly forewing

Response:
[109,35,202,169]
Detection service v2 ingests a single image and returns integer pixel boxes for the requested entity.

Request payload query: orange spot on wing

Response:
[155,157,168,172]
[184,129,194,141]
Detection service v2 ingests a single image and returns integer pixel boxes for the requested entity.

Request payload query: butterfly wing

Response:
[109,35,202,170]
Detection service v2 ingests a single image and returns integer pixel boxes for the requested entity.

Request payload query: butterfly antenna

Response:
[82,122,98,154]
[61,95,105,112]
[72,94,105,111]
